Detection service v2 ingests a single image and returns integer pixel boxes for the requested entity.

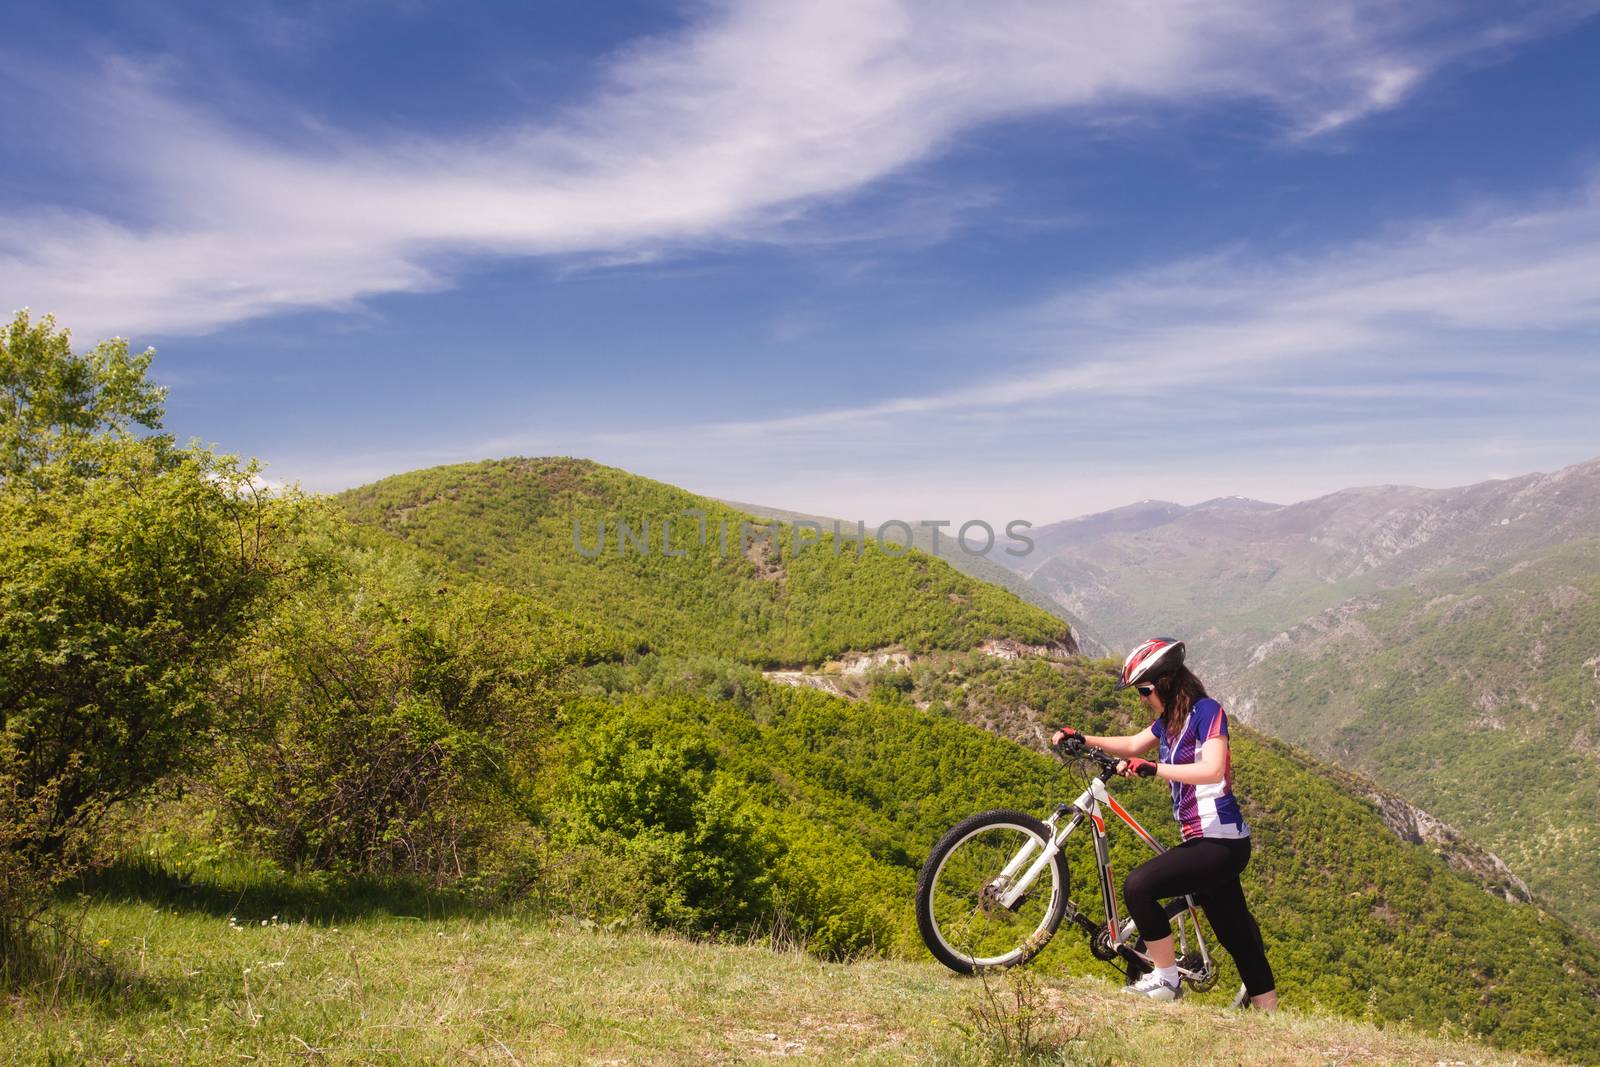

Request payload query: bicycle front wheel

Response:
[915,809,1070,974]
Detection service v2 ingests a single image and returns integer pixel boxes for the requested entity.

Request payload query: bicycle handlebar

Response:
[1055,738,1117,775]
[1054,739,1156,779]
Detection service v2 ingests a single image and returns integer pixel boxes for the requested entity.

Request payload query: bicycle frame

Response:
[997,775,1213,975]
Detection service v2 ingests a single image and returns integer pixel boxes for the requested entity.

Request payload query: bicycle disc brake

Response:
[979,878,1019,914]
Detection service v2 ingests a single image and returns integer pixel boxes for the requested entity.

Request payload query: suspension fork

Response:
[995,792,1090,910]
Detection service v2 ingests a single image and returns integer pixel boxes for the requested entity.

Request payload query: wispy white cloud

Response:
[693,173,1600,438]
[535,171,1600,519]
[5,0,1583,339]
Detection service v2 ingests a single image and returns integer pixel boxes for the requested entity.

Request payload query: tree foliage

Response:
[1,310,167,481]
[212,516,592,885]
[560,710,777,933]
[0,312,288,965]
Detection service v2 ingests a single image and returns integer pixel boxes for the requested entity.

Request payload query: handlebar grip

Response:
[1052,728,1084,750]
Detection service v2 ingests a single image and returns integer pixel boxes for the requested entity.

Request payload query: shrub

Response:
[1,312,288,972]
[564,719,776,933]
[0,445,282,841]
[212,525,585,887]
[0,760,99,980]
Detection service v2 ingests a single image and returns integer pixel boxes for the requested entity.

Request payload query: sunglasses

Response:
[1135,685,1155,697]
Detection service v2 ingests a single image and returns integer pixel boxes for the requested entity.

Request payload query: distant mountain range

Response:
[1002,455,1600,933]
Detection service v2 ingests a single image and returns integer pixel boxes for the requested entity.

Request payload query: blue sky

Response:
[4,1,1599,522]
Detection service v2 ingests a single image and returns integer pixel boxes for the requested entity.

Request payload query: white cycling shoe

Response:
[1126,969,1184,1001]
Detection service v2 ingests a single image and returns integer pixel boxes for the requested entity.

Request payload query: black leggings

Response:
[1123,835,1276,997]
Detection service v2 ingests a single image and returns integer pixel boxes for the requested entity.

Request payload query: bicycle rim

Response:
[923,816,1064,970]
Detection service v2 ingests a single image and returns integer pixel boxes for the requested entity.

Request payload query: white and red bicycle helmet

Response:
[1116,637,1185,690]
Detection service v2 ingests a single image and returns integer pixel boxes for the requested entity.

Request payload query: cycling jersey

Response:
[1150,697,1250,841]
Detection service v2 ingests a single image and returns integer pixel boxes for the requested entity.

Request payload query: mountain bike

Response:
[915,741,1247,1005]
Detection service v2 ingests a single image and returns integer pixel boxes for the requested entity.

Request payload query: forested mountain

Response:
[338,458,1073,666]
[1241,539,1600,933]
[1008,457,1600,661]
[718,496,1111,655]
[1002,456,1600,934]
[328,456,1600,1061]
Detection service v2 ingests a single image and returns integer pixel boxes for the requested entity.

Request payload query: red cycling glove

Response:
[1121,758,1157,778]
[1051,727,1083,749]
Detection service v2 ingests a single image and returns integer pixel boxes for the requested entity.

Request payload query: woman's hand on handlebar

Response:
[1116,757,1158,778]
[1051,726,1084,750]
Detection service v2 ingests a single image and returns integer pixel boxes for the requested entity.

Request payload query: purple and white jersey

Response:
[1150,697,1250,841]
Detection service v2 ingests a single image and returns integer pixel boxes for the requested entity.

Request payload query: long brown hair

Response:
[1151,665,1208,736]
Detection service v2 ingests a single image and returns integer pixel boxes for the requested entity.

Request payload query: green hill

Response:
[338,458,1073,666]
[325,457,1600,1061]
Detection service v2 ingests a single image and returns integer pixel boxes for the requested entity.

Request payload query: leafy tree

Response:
[1,310,167,480]
[564,709,776,933]
[0,313,285,965]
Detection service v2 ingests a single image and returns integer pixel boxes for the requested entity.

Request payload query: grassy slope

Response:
[562,663,1600,1062]
[337,458,1070,666]
[4,891,1566,1066]
[1240,539,1600,934]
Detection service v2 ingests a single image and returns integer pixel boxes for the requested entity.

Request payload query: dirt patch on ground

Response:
[745,536,786,583]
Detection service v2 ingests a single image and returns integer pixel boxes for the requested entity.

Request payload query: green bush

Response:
[212,523,585,887]
[563,715,776,933]
[0,761,99,981]
[1,312,289,969]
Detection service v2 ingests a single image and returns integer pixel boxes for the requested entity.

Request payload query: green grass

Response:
[1,889,1569,1066]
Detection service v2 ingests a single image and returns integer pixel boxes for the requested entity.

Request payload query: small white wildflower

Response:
[260,920,268,926]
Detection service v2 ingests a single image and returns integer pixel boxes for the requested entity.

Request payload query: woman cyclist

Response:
[1052,638,1277,1009]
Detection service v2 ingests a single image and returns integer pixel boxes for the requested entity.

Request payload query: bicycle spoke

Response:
[927,823,1058,967]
